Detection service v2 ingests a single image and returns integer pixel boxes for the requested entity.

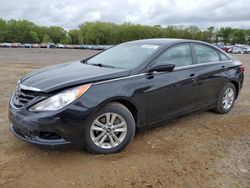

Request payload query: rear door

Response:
[191,43,230,108]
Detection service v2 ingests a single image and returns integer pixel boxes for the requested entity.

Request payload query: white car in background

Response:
[232,46,247,54]
[246,47,250,54]
[57,44,65,48]
[1,43,12,47]
[11,43,21,48]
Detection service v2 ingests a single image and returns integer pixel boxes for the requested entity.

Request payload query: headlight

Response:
[29,84,91,112]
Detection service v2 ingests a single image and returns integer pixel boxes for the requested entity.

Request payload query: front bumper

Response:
[10,123,70,146]
[8,100,92,148]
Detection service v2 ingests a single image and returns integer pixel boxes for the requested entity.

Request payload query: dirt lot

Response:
[0,48,249,188]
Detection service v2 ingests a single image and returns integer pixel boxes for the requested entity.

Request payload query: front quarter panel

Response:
[77,75,148,126]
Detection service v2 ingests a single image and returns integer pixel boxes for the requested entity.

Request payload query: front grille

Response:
[39,132,62,140]
[12,87,38,108]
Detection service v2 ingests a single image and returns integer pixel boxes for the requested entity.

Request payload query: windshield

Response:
[87,43,160,69]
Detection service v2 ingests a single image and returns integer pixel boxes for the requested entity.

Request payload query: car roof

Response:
[125,38,182,45]
[125,38,214,47]
[125,38,227,53]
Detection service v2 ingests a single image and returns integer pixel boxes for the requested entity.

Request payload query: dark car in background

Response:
[9,39,244,154]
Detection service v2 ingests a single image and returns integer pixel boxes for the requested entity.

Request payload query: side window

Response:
[219,52,230,61]
[155,44,193,68]
[194,44,220,64]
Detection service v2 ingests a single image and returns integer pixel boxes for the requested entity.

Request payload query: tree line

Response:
[0,19,250,45]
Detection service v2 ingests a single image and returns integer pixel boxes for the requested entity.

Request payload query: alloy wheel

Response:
[222,88,235,110]
[90,112,128,149]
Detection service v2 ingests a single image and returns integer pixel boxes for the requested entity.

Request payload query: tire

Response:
[84,102,135,154]
[214,82,236,114]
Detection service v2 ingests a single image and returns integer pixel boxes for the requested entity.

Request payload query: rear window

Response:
[194,44,220,64]
[219,52,230,61]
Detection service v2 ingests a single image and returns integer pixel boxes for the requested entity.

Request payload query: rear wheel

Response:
[84,102,135,154]
[214,82,236,114]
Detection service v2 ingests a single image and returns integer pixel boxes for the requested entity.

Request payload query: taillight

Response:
[239,65,245,73]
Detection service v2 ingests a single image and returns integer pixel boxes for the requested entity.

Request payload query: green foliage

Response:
[0,19,67,44]
[42,34,52,43]
[5,19,37,43]
[29,31,39,43]
[68,29,83,44]
[80,22,119,44]
[60,35,71,44]
[47,26,67,43]
[0,19,7,42]
[0,19,250,45]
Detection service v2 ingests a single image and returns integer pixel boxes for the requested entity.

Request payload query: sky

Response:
[0,0,250,30]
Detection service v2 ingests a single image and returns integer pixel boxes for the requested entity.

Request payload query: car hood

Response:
[21,61,130,92]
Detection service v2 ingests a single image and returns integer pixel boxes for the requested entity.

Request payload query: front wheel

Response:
[214,82,236,114]
[84,102,135,154]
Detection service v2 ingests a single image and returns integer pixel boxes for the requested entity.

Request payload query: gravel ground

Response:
[0,48,249,188]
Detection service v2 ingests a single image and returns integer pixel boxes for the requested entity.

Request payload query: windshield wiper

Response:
[80,59,88,64]
[90,63,116,68]
[81,60,116,68]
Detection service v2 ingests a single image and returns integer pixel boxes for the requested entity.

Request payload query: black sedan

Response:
[9,39,244,154]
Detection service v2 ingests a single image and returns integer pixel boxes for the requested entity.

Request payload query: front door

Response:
[142,44,198,124]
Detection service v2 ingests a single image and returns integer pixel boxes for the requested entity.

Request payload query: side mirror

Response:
[148,64,175,73]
